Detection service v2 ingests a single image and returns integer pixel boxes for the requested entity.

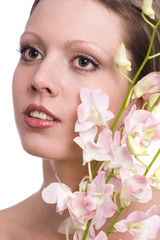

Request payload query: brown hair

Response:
[30,0,160,81]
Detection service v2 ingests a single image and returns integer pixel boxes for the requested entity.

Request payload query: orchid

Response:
[102,130,133,170]
[85,171,116,230]
[114,205,160,240]
[41,182,72,214]
[74,127,133,168]
[119,165,152,207]
[74,126,113,165]
[122,105,160,150]
[126,135,149,156]
[66,192,94,232]
[113,42,132,71]
[75,88,114,132]
[132,72,160,99]
[142,0,155,19]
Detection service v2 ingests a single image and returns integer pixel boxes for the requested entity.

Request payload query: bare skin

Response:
[1,0,160,239]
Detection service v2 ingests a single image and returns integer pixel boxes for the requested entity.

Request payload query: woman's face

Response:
[12,0,129,161]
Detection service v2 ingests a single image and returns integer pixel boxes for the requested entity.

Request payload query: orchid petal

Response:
[94,231,108,240]
[42,182,71,214]
[132,72,160,99]
[126,136,149,156]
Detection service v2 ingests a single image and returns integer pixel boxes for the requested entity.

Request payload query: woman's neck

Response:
[42,158,88,193]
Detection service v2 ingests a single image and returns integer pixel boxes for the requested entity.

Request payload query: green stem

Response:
[142,101,149,110]
[134,156,148,169]
[105,169,114,184]
[106,208,124,236]
[148,52,160,59]
[116,65,133,84]
[110,18,160,132]
[144,148,160,176]
[147,173,155,182]
[110,84,133,131]
[82,219,92,240]
[114,191,121,212]
[142,11,156,29]
[91,161,98,178]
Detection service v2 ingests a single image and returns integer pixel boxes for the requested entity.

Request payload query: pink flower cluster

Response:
[42,72,160,240]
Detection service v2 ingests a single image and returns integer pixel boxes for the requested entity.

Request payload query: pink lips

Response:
[24,104,60,129]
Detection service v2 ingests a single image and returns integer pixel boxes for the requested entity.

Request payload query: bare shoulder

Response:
[0,195,36,240]
[0,207,16,239]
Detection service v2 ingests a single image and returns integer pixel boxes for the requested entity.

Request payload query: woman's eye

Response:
[19,45,42,62]
[71,54,100,72]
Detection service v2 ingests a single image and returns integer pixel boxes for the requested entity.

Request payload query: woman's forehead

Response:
[25,0,124,53]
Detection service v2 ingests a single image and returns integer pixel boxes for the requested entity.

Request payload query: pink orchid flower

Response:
[74,126,113,165]
[94,231,108,240]
[75,88,114,132]
[114,205,160,240]
[66,192,94,232]
[74,126,133,167]
[122,105,160,149]
[41,182,72,214]
[119,165,152,207]
[43,183,94,238]
[103,130,133,170]
[85,171,116,230]
[132,72,160,99]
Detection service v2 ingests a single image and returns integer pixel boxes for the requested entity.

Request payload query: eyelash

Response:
[18,44,100,72]
[18,44,42,62]
[71,52,100,72]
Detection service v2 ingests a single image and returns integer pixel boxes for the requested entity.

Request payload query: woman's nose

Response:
[31,58,60,97]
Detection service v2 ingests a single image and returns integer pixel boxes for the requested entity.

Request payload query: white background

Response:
[0,0,159,210]
[0,0,43,210]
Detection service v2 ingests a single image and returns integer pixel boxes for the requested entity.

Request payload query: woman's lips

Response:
[24,104,60,129]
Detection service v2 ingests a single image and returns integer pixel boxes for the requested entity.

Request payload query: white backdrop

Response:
[0,0,43,210]
[0,0,159,210]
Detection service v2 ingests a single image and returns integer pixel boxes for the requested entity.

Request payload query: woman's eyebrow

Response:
[20,31,41,42]
[65,40,109,56]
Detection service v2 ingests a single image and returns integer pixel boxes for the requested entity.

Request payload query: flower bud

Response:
[155,167,160,190]
[126,136,149,156]
[142,0,155,19]
[114,42,132,71]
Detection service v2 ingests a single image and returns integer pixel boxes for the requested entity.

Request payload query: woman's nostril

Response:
[31,85,37,91]
[31,85,52,94]
[46,88,52,94]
